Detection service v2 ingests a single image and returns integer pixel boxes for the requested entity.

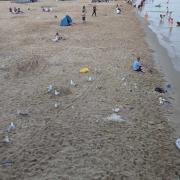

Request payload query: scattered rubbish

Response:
[47,85,53,92]
[87,76,93,82]
[175,138,180,150]
[121,77,126,81]
[1,160,13,166]
[80,67,89,73]
[155,4,161,8]
[17,110,29,116]
[94,67,101,74]
[42,7,53,12]
[134,83,137,89]
[159,97,165,104]
[112,108,120,113]
[54,102,61,108]
[7,122,16,132]
[164,83,174,92]
[71,105,74,109]
[123,82,127,86]
[97,86,102,90]
[107,113,125,122]
[54,90,60,96]
[3,135,10,143]
[155,87,166,93]
[70,80,76,86]
[159,97,170,104]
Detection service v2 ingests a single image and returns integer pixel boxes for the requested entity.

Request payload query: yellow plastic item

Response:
[80,67,89,73]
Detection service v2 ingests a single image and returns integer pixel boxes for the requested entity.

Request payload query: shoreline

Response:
[137,13,180,137]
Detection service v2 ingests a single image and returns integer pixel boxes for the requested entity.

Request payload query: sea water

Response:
[137,0,180,72]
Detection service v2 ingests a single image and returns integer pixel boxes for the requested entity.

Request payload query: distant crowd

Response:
[9,7,23,14]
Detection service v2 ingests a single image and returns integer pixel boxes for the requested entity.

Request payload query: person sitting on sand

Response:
[132,57,144,72]
[52,32,62,42]
[17,8,24,14]
[13,7,17,13]
[116,7,121,14]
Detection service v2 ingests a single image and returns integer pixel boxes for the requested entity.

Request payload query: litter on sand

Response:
[70,80,76,86]
[112,108,120,113]
[3,135,10,143]
[176,138,180,150]
[80,67,89,73]
[107,113,125,122]
[7,122,16,132]
[17,110,29,116]
[134,83,137,89]
[159,97,166,104]
[54,90,60,96]
[54,103,59,108]
[121,77,126,81]
[155,86,166,93]
[47,85,53,92]
[159,97,170,104]
[1,160,13,166]
[87,76,93,82]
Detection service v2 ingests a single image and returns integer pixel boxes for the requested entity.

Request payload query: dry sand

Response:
[0,0,179,179]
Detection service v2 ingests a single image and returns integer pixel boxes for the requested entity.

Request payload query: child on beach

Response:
[132,57,144,72]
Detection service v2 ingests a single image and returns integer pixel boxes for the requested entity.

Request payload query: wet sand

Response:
[139,15,180,137]
[0,0,179,179]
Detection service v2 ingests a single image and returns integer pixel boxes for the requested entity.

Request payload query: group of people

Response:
[142,0,180,28]
[81,5,97,23]
[81,3,122,23]
[52,32,62,42]
[9,7,23,14]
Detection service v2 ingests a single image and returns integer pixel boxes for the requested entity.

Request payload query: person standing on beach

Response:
[82,10,86,23]
[92,5,97,16]
[82,5,87,23]
[9,7,12,13]
[82,5,86,13]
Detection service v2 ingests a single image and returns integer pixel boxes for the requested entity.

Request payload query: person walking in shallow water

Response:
[92,5,97,16]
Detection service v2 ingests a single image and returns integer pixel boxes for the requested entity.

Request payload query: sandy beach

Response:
[0,0,179,179]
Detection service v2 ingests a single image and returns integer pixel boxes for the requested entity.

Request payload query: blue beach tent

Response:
[60,15,72,26]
